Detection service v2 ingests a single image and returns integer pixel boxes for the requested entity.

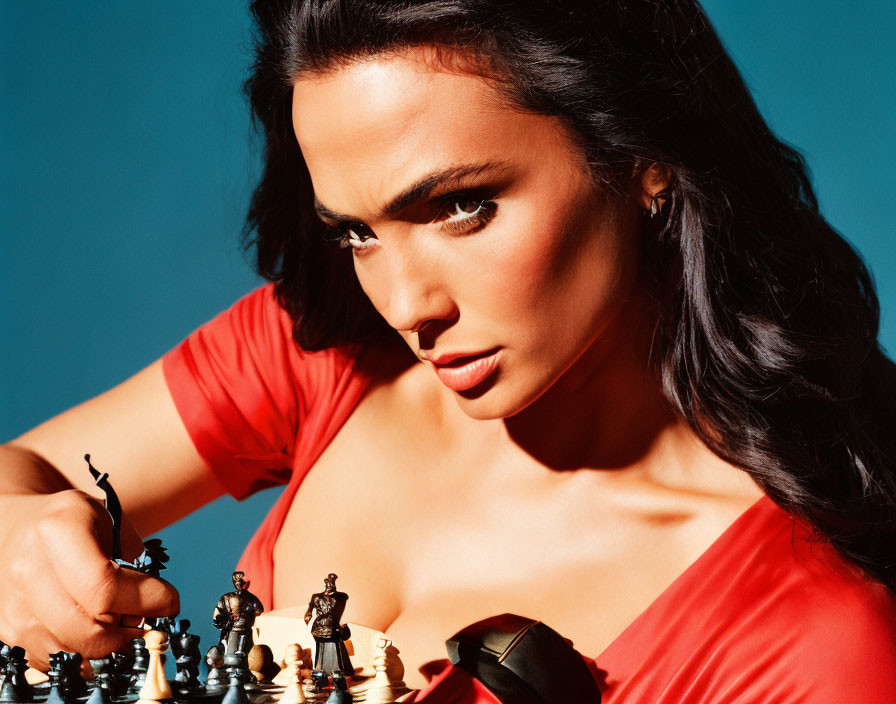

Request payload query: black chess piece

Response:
[58,652,88,700]
[219,667,249,704]
[0,646,34,702]
[109,649,135,699]
[172,620,201,693]
[85,684,111,704]
[305,574,354,680]
[325,672,353,704]
[213,572,264,660]
[204,646,227,693]
[85,454,124,561]
[128,639,149,694]
[221,651,253,687]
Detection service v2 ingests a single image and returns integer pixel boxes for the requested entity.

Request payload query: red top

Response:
[163,284,896,703]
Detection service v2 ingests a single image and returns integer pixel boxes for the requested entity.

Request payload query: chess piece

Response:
[364,639,408,704]
[85,683,112,704]
[136,630,173,704]
[324,672,352,704]
[129,638,149,694]
[213,572,264,659]
[109,649,135,698]
[277,645,305,704]
[248,644,278,684]
[85,454,124,561]
[222,651,253,687]
[59,652,87,700]
[304,574,354,680]
[220,668,249,704]
[0,647,33,702]
[204,646,227,693]
[172,620,201,692]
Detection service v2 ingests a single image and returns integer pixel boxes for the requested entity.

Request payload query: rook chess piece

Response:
[136,630,173,704]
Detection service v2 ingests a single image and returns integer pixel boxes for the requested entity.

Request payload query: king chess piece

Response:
[304,574,354,682]
[213,571,264,661]
[136,631,173,704]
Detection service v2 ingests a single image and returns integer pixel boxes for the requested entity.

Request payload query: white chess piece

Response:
[278,644,306,704]
[136,630,173,703]
[364,638,409,704]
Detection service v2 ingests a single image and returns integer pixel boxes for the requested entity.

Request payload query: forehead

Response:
[291,47,584,219]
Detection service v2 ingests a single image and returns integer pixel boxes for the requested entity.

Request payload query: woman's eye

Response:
[440,195,497,234]
[330,224,377,252]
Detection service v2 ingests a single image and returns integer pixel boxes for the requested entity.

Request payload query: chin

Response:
[452,371,551,421]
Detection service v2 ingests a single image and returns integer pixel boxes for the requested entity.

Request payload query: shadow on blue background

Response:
[1,0,894,662]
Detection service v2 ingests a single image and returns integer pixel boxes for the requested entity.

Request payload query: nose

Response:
[376,246,457,334]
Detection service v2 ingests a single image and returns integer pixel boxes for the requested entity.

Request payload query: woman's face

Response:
[292,47,647,420]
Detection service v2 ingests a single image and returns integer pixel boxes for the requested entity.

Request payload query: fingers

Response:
[36,491,179,623]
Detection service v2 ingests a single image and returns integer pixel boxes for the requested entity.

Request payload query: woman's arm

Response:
[3,358,224,536]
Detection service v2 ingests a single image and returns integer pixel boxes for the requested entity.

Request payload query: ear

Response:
[638,162,673,210]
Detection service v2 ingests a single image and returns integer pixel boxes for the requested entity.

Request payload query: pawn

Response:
[204,646,226,693]
[364,638,408,704]
[277,645,305,704]
[324,672,352,704]
[220,668,249,704]
[85,684,112,704]
[248,644,278,684]
[136,630,173,704]
[0,647,34,703]
[129,639,149,694]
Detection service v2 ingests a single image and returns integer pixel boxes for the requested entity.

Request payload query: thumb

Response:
[119,513,146,563]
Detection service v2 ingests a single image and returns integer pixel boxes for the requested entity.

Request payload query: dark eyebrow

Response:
[313,159,513,224]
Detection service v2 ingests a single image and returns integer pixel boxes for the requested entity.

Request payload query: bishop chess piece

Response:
[277,645,305,704]
[213,572,264,660]
[204,647,227,693]
[136,630,173,704]
[304,574,354,682]
[0,647,33,703]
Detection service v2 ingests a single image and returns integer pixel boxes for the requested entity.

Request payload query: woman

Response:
[2,1,895,701]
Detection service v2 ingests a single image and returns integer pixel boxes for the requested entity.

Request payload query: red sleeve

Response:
[161,283,364,501]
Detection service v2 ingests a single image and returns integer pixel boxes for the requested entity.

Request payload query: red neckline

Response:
[589,493,777,664]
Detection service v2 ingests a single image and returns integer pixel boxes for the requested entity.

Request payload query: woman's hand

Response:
[0,489,179,671]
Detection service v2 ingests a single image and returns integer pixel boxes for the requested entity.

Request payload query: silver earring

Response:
[647,189,671,219]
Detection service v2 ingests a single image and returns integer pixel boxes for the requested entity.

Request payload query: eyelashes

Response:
[321,190,498,253]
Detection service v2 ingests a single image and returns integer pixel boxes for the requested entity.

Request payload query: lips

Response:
[426,348,501,392]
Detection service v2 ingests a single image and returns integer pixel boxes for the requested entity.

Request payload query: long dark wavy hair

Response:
[243,0,896,590]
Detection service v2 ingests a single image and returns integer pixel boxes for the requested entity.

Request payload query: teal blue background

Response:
[2,1,894,662]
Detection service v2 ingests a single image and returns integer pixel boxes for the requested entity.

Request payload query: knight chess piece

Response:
[136,630,173,704]
[214,571,264,662]
[304,574,354,682]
